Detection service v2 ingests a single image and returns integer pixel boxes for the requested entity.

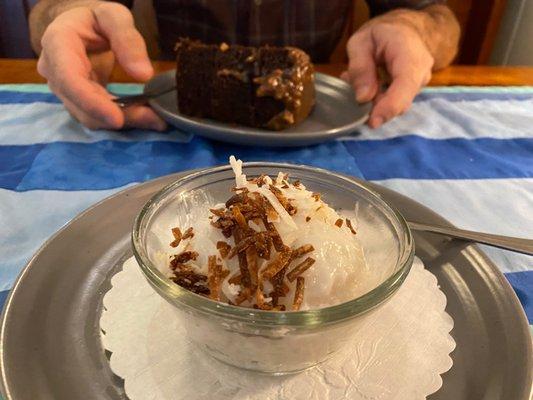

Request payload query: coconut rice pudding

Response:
[156,156,369,311]
[136,158,413,373]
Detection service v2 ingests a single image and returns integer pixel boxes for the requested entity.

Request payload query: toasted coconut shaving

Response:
[261,250,292,280]
[171,271,209,295]
[255,186,297,229]
[346,218,357,235]
[228,273,241,285]
[216,241,231,259]
[207,255,229,301]
[255,287,269,309]
[292,244,315,259]
[234,227,252,288]
[169,250,209,295]
[287,257,316,282]
[292,277,305,311]
[246,247,259,286]
[249,174,268,187]
[269,268,289,306]
[269,184,282,195]
[232,205,248,229]
[263,220,285,252]
[209,208,226,217]
[255,233,272,260]
[227,232,268,259]
[234,287,252,305]
[170,251,199,269]
[170,227,183,247]
[226,193,246,208]
[165,164,356,311]
[269,184,297,215]
[182,227,194,239]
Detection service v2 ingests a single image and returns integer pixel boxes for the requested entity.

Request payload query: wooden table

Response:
[1,59,533,86]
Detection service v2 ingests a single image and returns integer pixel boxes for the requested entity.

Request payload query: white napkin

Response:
[101,257,455,400]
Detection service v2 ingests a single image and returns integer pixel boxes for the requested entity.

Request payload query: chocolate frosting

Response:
[253,48,315,130]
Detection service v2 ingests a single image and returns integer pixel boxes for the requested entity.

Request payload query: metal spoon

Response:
[111,86,176,107]
[408,221,533,256]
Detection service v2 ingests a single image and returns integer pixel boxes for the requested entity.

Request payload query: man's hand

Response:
[34,2,166,131]
[342,6,460,129]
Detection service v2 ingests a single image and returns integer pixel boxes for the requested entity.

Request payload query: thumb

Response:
[93,3,153,82]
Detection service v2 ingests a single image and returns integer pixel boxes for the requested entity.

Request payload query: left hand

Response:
[342,14,434,129]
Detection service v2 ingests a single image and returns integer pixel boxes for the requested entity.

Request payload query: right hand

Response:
[37,2,167,131]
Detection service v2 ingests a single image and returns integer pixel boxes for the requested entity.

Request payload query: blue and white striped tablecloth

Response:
[0,84,531,327]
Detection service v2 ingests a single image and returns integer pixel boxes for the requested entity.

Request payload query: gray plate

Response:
[1,171,531,400]
[145,71,371,146]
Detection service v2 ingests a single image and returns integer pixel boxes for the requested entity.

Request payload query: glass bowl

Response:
[132,163,414,375]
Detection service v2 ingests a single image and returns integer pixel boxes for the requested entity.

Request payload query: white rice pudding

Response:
[156,156,370,310]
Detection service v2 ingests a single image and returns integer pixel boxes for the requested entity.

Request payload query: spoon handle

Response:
[408,221,533,256]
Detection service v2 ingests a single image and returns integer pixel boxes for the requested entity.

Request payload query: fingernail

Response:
[106,114,123,130]
[152,119,167,131]
[356,85,371,102]
[129,61,153,79]
[370,116,383,129]
[340,71,349,82]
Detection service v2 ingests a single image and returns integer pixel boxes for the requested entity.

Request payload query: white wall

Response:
[490,0,533,65]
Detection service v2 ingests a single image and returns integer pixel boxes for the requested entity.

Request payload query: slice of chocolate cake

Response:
[175,39,315,130]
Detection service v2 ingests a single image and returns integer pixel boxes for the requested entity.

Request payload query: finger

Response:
[88,51,115,85]
[60,86,166,131]
[59,68,124,129]
[59,92,114,130]
[340,71,349,82]
[346,36,379,103]
[123,105,167,131]
[365,91,386,128]
[41,34,125,128]
[36,51,49,78]
[93,3,153,82]
[369,74,420,128]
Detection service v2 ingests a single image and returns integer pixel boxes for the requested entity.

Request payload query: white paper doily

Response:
[100,257,455,400]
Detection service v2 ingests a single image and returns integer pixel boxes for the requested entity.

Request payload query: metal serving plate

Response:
[0,170,531,399]
[145,71,371,146]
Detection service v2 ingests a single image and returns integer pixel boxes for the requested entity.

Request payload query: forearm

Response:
[29,0,102,53]
[373,5,460,70]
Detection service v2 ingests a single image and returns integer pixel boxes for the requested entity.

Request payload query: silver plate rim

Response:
[0,169,531,399]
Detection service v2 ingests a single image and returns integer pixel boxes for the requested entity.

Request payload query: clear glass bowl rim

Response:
[132,162,415,327]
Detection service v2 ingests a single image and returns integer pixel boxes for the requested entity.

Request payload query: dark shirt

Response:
[144,0,445,62]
